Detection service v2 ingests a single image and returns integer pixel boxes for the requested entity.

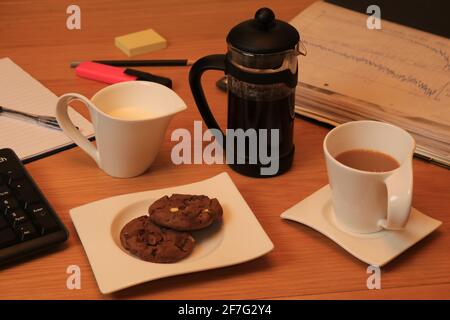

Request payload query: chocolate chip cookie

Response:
[120,216,195,263]
[148,194,223,231]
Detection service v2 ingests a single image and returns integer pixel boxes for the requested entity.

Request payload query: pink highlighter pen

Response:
[75,61,172,88]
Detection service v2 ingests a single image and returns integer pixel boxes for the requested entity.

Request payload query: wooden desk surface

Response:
[0,0,449,300]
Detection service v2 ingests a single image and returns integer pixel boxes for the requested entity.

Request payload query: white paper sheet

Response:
[0,57,94,161]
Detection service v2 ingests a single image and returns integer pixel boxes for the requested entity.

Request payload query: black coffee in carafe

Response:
[227,83,295,176]
[189,8,302,177]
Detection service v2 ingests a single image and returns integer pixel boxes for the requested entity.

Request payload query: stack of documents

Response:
[291,1,450,167]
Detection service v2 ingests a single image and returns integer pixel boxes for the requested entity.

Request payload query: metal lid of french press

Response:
[226,7,300,54]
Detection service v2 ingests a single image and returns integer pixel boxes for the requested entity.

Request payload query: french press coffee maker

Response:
[189,8,302,177]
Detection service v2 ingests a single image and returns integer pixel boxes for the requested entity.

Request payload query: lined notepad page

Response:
[0,58,94,161]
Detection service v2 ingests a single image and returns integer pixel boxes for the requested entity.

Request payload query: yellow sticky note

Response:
[115,29,167,57]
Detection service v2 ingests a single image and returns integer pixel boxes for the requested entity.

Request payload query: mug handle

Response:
[55,93,100,166]
[378,160,413,230]
[189,54,226,142]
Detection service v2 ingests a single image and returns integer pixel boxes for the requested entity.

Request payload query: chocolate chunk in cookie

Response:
[148,194,223,231]
[120,216,195,263]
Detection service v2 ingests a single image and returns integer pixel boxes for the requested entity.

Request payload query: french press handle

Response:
[189,54,227,143]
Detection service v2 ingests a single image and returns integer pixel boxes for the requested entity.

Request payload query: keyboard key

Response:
[6,209,28,227]
[4,169,24,185]
[1,197,19,214]
[27,204,58,234]
[0,215,8,229]
[9,179,40,207]
[15,222,37,241]
[0,185,12,198]
[0,227,17,248]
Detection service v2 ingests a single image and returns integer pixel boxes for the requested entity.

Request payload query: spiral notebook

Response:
[0,57,94,162]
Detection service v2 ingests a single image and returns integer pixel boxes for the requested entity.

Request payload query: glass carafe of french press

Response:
[189,8,302,177]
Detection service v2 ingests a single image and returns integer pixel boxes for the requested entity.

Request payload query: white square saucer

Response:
[70,172,274,294]
[281,185,442,266]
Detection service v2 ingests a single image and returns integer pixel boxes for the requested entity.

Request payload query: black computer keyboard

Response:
[0,148,68,265]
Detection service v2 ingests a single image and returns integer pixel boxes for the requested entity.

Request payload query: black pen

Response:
[70,59,194,68]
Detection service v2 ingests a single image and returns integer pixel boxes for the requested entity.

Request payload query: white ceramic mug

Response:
[323,120,415,234]
[56,81,186,178]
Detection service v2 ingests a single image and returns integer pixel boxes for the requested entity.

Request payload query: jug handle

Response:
[56,93,101,166]
[189,54,227,143]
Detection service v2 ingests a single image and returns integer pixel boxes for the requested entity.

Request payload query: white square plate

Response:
[70,172,274,294]
[281,185,442,266]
